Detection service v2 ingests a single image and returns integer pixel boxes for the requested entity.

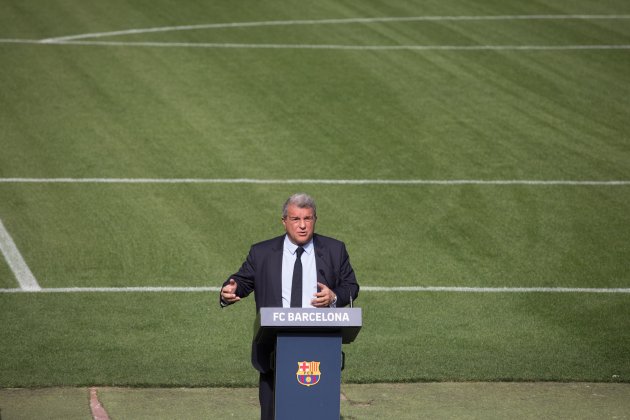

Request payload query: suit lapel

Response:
[314,235,332,289]
[269,235,285,306]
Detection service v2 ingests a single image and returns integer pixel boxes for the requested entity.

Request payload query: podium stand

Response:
[254,307,362,420]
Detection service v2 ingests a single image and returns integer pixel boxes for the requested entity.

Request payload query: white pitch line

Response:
[38,14,630,42]
[362,286,630,293]
[0,286,629,294]
[33,41,630,51]
[27,286,220,293]
[0,178,629,185]
[0,218,41,291]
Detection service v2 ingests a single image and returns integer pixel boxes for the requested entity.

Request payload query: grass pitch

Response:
[1,0,629,398]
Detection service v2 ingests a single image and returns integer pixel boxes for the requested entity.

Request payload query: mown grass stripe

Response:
[1,178,629,185]
[2,39,630,51]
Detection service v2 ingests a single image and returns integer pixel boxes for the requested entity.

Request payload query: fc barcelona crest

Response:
[296,361,321,387]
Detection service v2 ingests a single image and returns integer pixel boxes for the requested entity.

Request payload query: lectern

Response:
[254,307,362,420]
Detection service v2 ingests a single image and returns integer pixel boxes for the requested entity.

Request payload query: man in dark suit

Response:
[220,193,359,419]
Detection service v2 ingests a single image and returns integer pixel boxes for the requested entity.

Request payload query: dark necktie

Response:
[290,246,305,307]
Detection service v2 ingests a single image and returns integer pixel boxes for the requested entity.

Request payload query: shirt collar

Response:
[284,235,314,255]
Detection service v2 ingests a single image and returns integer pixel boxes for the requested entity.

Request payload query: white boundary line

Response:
[0,287,219,293]
[1,178,629,185]
[37,14,630,42]
[3,14,630,50]
[362,286,630,293]
[2,39,630,51]
[0,286,629,294]
[0,218,41,291]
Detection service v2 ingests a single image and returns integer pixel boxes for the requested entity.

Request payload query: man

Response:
[220,193,359,419]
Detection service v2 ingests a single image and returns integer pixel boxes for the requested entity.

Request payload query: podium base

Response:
[274,333,342,420]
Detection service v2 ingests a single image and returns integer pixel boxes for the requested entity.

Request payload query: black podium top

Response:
[254,307,362,345]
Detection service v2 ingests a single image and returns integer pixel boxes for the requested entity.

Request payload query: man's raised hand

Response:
[312,282,336,307]
[221,278,241,304]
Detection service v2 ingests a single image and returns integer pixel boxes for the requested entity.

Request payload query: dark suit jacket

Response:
[221,233,360,372]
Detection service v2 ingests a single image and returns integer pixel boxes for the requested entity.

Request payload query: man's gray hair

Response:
[282,193,317,218]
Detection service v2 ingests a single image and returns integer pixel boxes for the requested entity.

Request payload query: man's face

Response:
[282,204,317,246]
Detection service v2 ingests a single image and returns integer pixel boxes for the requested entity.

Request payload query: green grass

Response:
[0,185,628,288]
[2,3,630,181]
[1,0,630,392]
[2,46,629,180]
[0,258,15,289]
[0,293,256,387]
[339,383,630,419]
[1,293,628,387]
[2,383,630,419]
[0,388,90,420]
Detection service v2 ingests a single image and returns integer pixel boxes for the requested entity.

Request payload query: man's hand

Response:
[221,279,241,304]
[312,282,336,307]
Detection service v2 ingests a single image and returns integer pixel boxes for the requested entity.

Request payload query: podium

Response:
[254,307,362,420]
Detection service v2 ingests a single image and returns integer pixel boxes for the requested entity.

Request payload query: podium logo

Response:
[296,361,321,387]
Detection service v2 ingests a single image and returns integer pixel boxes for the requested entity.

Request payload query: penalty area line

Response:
[0,218,41,291]
[1,286,629,294]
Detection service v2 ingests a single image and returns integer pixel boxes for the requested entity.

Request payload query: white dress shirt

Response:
[281,235,317,308]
